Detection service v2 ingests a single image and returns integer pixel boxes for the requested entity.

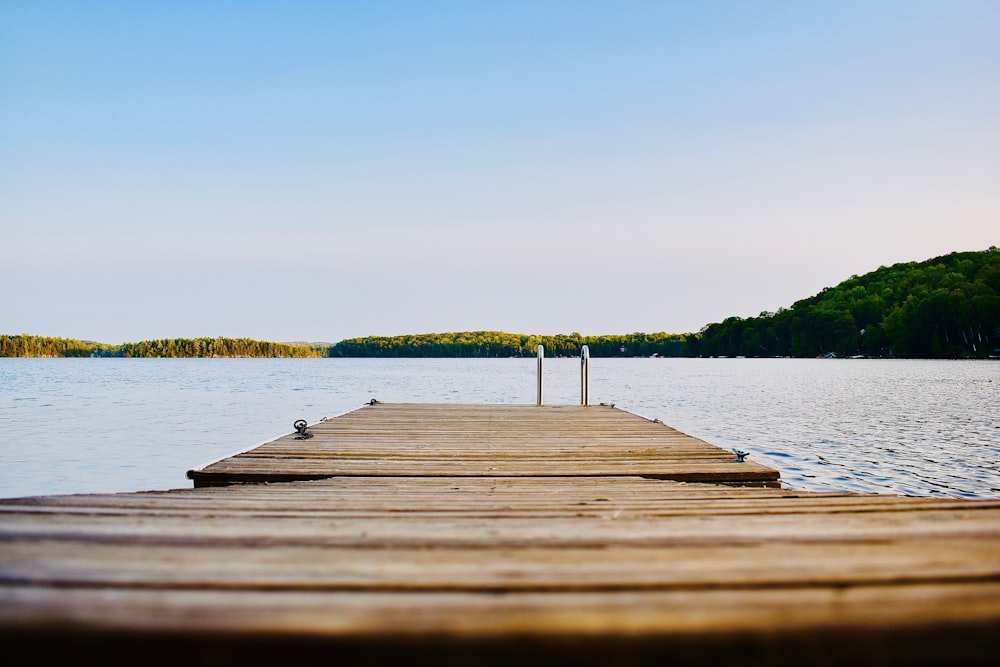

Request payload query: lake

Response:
[1,357,997,499]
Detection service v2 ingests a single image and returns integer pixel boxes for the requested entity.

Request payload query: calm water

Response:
[0,358,997,499]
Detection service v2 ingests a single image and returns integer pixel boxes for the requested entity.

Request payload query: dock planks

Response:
[187,403,780,486]
[2,402,999,665]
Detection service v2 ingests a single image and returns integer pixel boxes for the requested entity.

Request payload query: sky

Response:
[1,1,998,345]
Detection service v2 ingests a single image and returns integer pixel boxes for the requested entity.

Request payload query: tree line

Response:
[4,248,999,359]
[328,331,690,358]
[0,334,100,358]
[691,247,1000,359]
[0,332,689,359]
[0,336,325,358]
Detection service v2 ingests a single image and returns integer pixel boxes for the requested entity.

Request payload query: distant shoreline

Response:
[4,248,999,361]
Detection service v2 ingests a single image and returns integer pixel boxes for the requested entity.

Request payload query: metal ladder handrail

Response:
[536,344,544,406]
[535,344,590,406]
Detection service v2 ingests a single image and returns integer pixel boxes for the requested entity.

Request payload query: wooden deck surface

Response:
[187,403,780,486]
[2,403,999,665]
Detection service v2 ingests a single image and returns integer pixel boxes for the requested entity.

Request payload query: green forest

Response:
[692,247,1000,359]
[4,248,999,360]
[328,331,690,358]
[0,335,326,358]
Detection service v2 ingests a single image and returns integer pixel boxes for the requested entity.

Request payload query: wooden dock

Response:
[2,402,999,665]
[187,403,780,486]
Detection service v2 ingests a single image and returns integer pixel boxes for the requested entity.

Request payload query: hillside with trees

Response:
[691,247,1000,359]
[4,248,998,359]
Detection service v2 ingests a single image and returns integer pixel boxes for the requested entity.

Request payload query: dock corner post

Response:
[537,344,544,406]
[580,344,590,406]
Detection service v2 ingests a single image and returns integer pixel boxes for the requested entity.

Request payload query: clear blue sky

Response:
[2,1,997,344]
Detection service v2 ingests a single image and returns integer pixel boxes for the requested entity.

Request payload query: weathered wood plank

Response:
[5,583,1000,638]
[1,584,996,667]
[4,508,999,546]
[187,403,780,486]
[4,540,999,591]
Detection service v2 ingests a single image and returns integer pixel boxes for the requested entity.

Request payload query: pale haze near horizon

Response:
[2,2,997,345]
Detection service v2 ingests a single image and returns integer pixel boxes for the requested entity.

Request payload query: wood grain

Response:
[187,403,780,485]
[2,402,998,665]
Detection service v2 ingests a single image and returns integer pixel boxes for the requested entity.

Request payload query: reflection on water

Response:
[0,358,997,499]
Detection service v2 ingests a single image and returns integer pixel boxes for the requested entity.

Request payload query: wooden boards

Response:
[187,403,780,486]
[2,476,1000,665]
[2,402,999,665]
